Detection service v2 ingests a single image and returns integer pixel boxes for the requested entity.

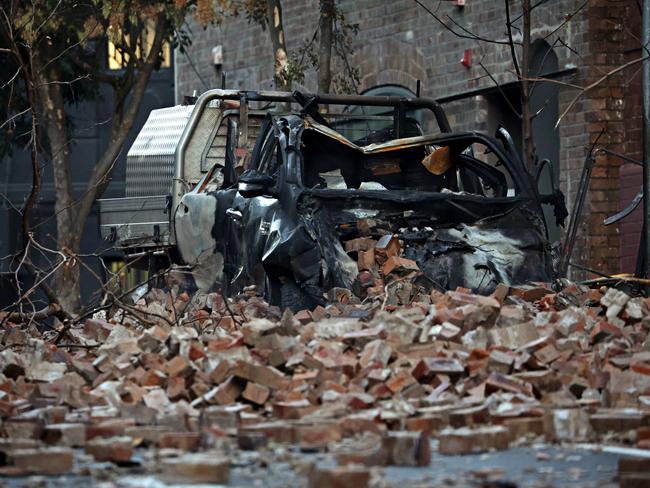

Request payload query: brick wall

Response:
[176,0,642,278]
[619,1,643,273]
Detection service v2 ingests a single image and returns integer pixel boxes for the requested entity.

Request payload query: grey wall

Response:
[0,67,175,307]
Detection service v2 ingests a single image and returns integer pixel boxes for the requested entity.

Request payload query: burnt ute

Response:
[98,90,565,310]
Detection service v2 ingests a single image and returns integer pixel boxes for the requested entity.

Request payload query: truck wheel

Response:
[280,280,314,312]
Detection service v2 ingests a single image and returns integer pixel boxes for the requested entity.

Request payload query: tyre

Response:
[280,280,314,312]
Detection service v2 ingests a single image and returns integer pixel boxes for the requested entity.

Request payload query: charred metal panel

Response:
[404,217,552,293]
[113,91,560,309]
[298,191,552,296]
[175,192,223,290]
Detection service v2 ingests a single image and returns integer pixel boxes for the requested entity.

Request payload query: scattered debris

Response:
[0,281,648,485]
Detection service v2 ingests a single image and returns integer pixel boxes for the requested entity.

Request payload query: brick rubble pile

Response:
[1,278,650,486]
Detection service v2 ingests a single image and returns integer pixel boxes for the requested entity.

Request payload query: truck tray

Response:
[98,195,171,247]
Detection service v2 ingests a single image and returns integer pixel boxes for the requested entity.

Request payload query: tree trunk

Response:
[520,0,535,169]
[33,54,82,313]
[266,0,290,91]
[317,0,335,94]
[30,16,166,314]
[73,15,167,236]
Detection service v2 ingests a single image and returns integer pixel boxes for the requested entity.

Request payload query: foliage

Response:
[0,0,195,159]
[193,0,266,27]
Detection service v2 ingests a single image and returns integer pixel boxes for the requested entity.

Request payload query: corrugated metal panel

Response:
[125,105,193,197]
[125,105,266,198]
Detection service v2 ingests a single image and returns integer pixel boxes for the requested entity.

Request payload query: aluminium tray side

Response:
[99,195,171,246]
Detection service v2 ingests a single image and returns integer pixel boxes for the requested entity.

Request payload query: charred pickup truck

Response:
[99,89,565,310]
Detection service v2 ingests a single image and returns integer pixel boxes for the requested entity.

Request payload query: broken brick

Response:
[589,409,649,434]
[43,423,86,447]
[297,422,342,451]
[85,436,133,463]
[488,322,539,349]
[386,369,416,394]
[213,376,245,405]
[357,248,376,271]
[160,454,230,484]
[381,256,419,275]
[375,234,400,259]
[232,360,289,389]
[309,465,370,488]
[381,431,430,466]
[359,339,392,368]
[510,285,552,302]
[242,382,270,405]
[158,432,202,451]
[2,276,648,484]
[272,399,315,419]
[544,409,593,442]
[412,357,464,381]
[590,321,622,343]
[406,415,446,434]
[449,405,490,428]
[239,421,297,443]
[11,448,74,475]
[165,355,193,377]
[533,343,560,364]
[504,417,545,441]
[438,426,510,454]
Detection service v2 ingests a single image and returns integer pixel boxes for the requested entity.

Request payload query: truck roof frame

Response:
[173,89,453,206]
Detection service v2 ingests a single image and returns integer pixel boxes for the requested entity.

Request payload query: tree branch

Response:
[74,14,168,235]
[504,0,521,79]
[413,0,516,46]
[556,54,650,128]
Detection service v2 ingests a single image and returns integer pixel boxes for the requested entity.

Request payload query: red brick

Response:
[160,454,230,484]
[11,448,74,475]
[242,382,270,405]
[158,432,201,451]
[309,465,370,488]
[85,436,133,463]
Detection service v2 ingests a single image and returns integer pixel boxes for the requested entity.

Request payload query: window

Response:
[301,128,515,197]
[107,20,171,70]
[332,84,427,144]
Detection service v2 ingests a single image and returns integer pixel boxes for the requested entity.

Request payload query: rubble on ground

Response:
[1,245,650,485]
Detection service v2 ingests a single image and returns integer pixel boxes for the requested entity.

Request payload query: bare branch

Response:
[504,0,521,79]
[556,54,650,128]
[0,107,31,130]
[2,303,63,323]
[413,0,516,46]
[478,61,521,118]
[543,0,588,40]
[74,13,169,234]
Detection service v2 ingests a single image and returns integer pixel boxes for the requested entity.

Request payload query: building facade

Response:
[0,52,174,306]
[175,0,644,278]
